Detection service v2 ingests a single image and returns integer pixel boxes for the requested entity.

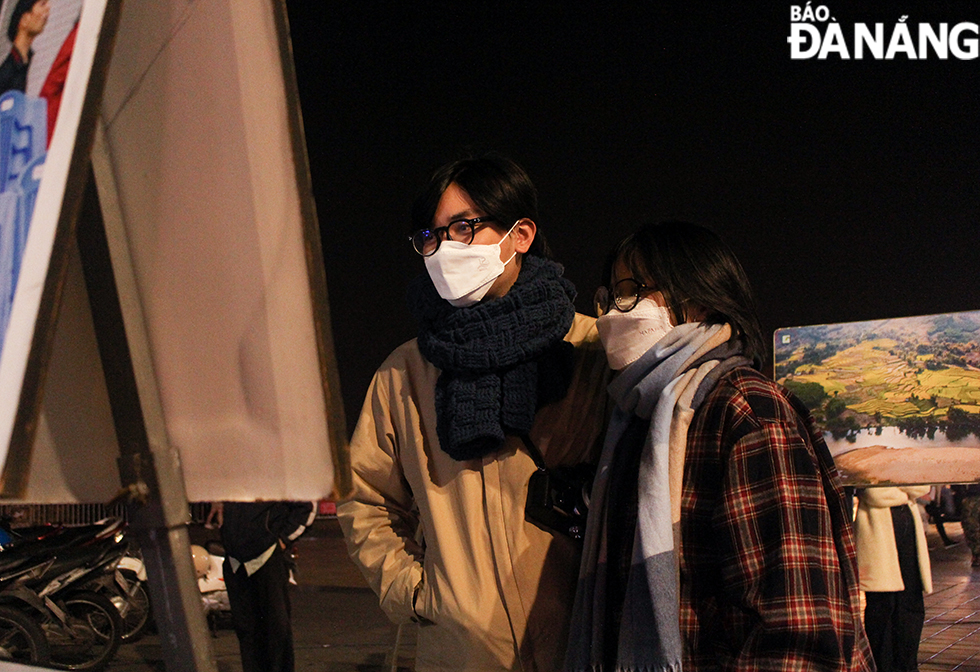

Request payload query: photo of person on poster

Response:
[0,0,80,358]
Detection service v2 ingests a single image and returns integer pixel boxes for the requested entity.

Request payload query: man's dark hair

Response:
[606,221,766,369]
[411,152,552,259]
[7,0,40,43]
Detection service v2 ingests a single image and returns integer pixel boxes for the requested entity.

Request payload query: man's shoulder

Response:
[381,338,422,364]
[373,314,603,383]
[565,312,601,348]
[381,314,601,363]
[373,338,438,385]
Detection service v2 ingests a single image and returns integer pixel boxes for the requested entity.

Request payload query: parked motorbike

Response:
[0,518,127,670]
[0,600,50,664]
[1,517,151,644]
[83,543,150,644]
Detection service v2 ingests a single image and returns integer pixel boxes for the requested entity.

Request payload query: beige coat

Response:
[338,314,609,671]
[855,486,933,594]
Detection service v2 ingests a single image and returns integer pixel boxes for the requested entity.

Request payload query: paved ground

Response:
[103,517,980,672]
[920,521,980,671]
[107,518,414,672]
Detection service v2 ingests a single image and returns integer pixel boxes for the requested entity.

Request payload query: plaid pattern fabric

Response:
[680,368,874,672]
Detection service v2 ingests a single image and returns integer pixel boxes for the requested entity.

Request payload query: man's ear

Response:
[512,218,536,254]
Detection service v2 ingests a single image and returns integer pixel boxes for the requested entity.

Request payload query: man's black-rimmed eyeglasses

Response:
[410,216,497,256]
[594,278,654,316]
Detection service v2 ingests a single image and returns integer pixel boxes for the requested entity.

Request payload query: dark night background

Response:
[283,2,980,435]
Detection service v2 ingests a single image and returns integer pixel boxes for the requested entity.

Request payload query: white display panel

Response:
[0,0,345,502]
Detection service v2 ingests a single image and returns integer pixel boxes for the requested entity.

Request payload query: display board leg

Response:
[80,127,218,672]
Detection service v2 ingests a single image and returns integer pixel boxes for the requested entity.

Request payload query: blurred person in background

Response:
[208,500,315,672]
[856,486,933,672]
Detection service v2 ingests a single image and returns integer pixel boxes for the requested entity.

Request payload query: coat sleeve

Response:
[711,412,865,670]
[336,365,425,625]
[266,501,317,543]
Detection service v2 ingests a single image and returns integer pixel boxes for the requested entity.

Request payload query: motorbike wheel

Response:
[0,604,51,664]
[45,590,122,671]
[109,569,151,643]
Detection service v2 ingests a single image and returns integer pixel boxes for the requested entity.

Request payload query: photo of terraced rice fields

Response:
[774,310,980,486]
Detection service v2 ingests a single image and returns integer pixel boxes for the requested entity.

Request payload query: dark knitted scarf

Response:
[407,255,577,461]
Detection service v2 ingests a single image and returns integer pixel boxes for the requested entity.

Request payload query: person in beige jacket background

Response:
[855,485,933,672]
[337,153,608,671]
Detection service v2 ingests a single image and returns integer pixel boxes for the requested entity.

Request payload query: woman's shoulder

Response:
[694,367,825,456]
[706,366,805,426]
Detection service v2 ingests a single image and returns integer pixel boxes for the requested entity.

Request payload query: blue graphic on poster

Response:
[0,89,45,357]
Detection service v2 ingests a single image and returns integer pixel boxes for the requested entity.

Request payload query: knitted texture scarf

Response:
[566,323,750,672]
[407,255,576,461]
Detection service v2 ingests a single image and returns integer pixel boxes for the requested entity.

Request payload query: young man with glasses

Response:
[337,153,609,671]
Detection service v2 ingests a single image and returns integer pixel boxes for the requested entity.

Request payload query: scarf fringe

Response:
[571,663,683,672]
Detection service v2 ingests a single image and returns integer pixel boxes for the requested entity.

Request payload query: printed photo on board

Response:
[775,310,980,486]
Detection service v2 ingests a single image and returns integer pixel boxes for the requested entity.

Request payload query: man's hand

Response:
[205,502,224,530]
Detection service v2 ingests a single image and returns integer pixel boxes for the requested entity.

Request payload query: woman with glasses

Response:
[565,222,873,672]
[337,153,609,672]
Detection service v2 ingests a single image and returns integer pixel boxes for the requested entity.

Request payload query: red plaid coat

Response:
[680,367,875,672]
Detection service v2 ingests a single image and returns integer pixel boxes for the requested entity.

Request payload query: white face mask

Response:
[424,221,519,307]
[596,295,675,370]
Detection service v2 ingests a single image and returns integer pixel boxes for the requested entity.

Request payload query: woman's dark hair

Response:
[607,221,766,369]
[411,152,552,259]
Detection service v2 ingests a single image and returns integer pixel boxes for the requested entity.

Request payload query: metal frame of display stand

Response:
[79,123,218,671]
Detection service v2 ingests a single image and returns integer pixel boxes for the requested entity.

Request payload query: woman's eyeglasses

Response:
[593,278,653,316]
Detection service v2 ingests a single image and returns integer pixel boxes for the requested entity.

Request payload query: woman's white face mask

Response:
[424,221,519,307]
[597,295,675,370]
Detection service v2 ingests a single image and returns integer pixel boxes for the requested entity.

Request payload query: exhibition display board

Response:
[776,310,980,486]
[0,0,347,503]
[0,1,347,668]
